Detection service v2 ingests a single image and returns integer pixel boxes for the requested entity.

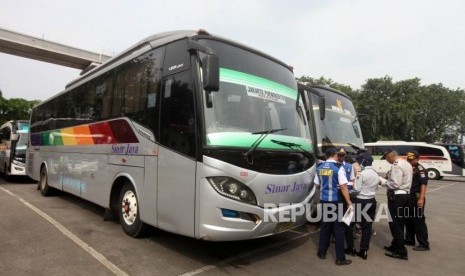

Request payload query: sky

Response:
[1,0,464,101]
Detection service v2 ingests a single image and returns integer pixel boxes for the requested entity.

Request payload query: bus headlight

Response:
[207,176,257,205]
[12,160,24,167]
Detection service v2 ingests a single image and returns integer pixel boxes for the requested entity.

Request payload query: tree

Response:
[0,97,40,123]
[411,84,463,142]
[297,74,465,144]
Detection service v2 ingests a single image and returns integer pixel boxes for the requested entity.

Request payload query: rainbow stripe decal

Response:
[30,119,139,146]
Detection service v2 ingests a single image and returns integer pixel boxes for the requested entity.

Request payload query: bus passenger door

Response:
[157,71,197,238]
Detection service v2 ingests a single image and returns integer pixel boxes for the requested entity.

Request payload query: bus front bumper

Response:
[197,182,316,241]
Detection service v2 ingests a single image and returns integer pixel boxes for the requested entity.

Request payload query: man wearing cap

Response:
[314,147,353,265]
[379,149,413,260]
[347,152,379,259]
[405,150,430,251]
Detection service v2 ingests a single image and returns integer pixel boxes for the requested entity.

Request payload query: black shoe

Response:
[404,239,415,246]
[357,250,368,260]
[317,252,326,260]
[413,245,430,251]
[335,259,352,266]
[385,251,408,260]
[384,245,395,252]
[344,247,356,256]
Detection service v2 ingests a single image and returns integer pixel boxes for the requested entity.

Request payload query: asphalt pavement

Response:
[1,176,464,276]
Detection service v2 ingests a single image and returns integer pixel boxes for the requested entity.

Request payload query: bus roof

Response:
[63,29,293,92]
[297,83,352,101]
[29,29,294,110]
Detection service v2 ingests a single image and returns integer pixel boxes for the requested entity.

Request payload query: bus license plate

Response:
[274,222,294,233]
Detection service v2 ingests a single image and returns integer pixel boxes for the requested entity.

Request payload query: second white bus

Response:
[365,141,461,179]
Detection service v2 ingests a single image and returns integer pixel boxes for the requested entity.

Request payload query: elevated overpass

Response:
[0,27,111,74]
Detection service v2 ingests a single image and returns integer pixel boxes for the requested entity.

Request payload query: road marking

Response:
[179,180,461,276]
[428,182,457,193]
[178,227,319,276]
[0,187,128,276]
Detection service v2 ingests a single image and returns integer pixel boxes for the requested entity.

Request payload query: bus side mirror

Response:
[318,97,325,120]
[202,54,219,92]
[11,133,18,141]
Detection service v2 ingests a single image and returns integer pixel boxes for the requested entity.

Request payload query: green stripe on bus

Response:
[207,132,312,151]
[220,68,297,99]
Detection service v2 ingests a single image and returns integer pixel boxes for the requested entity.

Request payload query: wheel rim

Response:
[428,170,437,179]
[121,190,138,225]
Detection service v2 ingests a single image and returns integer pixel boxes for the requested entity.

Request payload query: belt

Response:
[393,190,409,195]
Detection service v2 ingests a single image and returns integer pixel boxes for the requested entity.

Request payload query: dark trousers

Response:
[388,193,410,255]
[405,194,429,247]
[358,198,377,251]
[318,201,346,261]
[345,198,377,251]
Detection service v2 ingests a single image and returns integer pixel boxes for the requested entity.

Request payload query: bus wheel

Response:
[427,168,440,180]
[39,167,53,196]
[119,183,147,238]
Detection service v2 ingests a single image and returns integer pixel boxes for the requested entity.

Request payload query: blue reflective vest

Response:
[342,161,353,191]
[317,161,342,202]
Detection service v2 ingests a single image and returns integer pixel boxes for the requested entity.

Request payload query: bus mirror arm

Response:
[187,39,219,92]
[318,96,325,120]
[296,90,306,125]
[352,117,361,138]
[202,54,219,92]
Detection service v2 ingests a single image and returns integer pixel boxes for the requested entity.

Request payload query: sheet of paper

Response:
[342,207,354,226]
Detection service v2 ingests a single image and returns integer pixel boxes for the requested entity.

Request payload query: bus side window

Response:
[160,71,196,158]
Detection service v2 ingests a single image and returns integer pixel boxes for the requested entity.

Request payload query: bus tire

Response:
[427,168,440,180]
[39,167,53,196]
[119,183,147,238]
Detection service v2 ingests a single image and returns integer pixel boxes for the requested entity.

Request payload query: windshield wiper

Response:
[271,139,313,159]
[243,128,286,164]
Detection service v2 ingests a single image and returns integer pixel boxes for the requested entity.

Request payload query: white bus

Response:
[365,141,460,179]
[298,83,365,160]
[0,120,29,180]
[27,30,317,241]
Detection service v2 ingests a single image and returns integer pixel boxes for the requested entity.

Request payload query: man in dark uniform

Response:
[405,150,430,251]
[314,148,353,265]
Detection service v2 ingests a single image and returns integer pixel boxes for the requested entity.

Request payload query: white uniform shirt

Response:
[381,158,413,192]
[354,166,379,199]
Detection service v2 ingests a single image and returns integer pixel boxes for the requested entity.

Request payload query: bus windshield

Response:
[200,39,312,152]
[310,88,364,153]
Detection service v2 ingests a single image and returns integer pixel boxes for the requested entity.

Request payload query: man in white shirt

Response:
[379,149,413,260]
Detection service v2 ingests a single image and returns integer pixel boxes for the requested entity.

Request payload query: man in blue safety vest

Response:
[315,147,353,266]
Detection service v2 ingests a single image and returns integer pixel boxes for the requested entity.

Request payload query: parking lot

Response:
[1,176,464,276]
